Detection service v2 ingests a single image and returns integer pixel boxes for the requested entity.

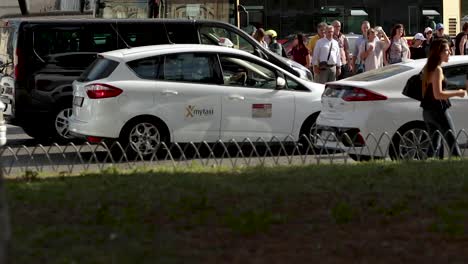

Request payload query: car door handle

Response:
[228,95,245,101]
[161,90,178,96]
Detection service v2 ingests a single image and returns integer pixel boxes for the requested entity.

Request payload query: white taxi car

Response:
[316,56,468,161]
[69,45,324,156]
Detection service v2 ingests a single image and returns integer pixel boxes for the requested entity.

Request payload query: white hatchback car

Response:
[316,56,468,161]
[70,44,324,156]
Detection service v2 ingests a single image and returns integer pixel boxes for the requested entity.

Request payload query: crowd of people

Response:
[252,20,468,85]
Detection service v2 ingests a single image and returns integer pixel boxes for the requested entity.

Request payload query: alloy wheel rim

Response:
[308,122,319,145]
[398,128,430,160]
[128,123,161,156]
[55,108,74,139]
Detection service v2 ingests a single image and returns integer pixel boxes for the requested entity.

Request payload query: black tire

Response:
[298,113,320,154]
[114,117,169,160]
[22,125,51,142]
[52,105,76,143]
[348,154,373,162]
[389,122,430,161]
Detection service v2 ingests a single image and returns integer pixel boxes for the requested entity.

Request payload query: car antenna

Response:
[110,23,132,49]
[162,21,174,44]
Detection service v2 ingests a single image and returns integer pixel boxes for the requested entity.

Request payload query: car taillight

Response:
[14,48,24,81]
[85,83,123,99]
[342,87,387,101]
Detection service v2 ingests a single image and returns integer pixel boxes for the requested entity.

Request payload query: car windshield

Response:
[346,65,414,81]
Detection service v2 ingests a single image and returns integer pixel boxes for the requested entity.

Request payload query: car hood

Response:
[272,53,313,80]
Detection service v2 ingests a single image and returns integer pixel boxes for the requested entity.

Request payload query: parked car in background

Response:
[279,33,314,58]
[0,18,312,143]
[70,45,324,157]
[315,56,468,161]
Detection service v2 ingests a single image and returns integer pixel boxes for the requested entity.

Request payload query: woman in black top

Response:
[422,27,433,57]
[421,38,466,158]
[410,33,427,59]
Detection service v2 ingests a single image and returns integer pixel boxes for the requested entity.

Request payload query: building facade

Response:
[240,0,448,37]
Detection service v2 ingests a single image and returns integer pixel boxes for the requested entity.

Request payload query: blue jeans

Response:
[423,109,461,158]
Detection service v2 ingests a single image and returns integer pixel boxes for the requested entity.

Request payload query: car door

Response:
[216,54,295,141]
[442,64,468,146]
[128,52,223,143]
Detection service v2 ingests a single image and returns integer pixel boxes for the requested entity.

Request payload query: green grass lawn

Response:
[6,160,468,263]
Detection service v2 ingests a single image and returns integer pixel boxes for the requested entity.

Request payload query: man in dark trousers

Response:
[455,22,468,55]
[148,0,161,18]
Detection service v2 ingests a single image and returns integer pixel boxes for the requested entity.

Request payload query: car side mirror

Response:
[276,76,286,89]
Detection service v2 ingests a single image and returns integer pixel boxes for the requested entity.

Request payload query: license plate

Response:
[73,96,84,107]
[320,131,337,141]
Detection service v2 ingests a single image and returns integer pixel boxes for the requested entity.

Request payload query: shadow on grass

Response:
[6,160,468,263]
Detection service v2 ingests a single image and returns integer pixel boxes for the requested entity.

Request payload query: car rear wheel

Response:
[390,123,430,160]
[21,106,77,143]
[54,107,74,141]
[115,118,169,160]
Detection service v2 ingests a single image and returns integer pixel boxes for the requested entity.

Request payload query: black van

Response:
[0,18,312,141]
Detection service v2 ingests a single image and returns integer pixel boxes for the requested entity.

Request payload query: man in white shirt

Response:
[312,25,341,84]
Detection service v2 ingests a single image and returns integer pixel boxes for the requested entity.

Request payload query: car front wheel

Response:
[390,123,431,160]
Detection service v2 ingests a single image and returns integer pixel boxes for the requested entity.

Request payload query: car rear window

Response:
[77,57,119,82]
[32,25,118,58]
[346,64,414,81]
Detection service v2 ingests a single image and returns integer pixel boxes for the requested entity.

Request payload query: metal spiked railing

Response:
[1,129,467,176]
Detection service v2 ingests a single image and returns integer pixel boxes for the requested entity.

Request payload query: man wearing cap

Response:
[433,23,454,54]
[422,27,433,56]
[410,33,426,59]
[455,22,468,55]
